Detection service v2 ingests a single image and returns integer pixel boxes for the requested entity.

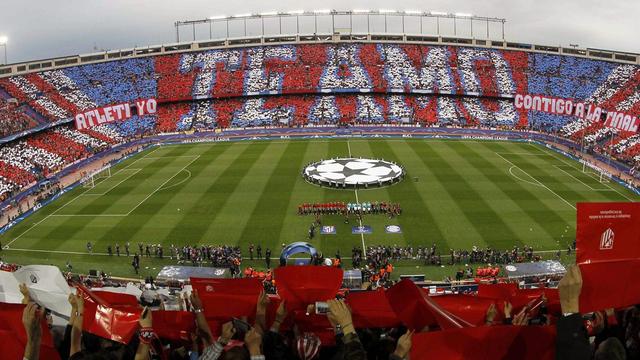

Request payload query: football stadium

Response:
[0,3,638,360]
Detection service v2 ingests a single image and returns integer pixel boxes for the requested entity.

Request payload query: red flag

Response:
[274,266,343,311]
[77,285,141,343]
[411,325,556,360]
[576,202,640,312]
[190,278,263,321]
[477,283,561,315]
[93,291,140,306]
[477,283,518,300]
[0,303,61,360]
[346,289,400,328]
[432,294,502,326]
[386,279,473,330]
[152,310,195,341]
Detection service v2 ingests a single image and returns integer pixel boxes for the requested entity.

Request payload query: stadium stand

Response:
[0,39,637,359]
[0,42,636,205]
[0,261,636,359]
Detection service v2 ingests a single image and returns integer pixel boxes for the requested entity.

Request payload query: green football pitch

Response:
[1,139,637,279]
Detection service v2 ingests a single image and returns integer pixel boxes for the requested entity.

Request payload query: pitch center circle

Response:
[302,158,404,189]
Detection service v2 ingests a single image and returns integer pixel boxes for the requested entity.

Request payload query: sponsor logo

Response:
[352,225,373,234]
[600,228,614,250]
[205,285,214,292]
[30,274,38,284]
[320,225,337,235]
[505,265,517,272]
[385,225,402,234]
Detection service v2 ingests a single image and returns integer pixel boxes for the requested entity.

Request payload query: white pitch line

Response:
[496,152,551,156]
[553,165,612,192]
[528,144,635,201]
[49,214,127,217]
[125,155,201,216]
[158,170,192,191]
[495,152,576,210]
[4,149,184,249]
[508,166,543,187]
[82,168,142,196]
[348,140,367,254]
[5,185,94,248]
[139,156,203,160]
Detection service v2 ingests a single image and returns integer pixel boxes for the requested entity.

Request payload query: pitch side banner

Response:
[576,202,640,313]
[514,93,638,132]
[75,98,157,130]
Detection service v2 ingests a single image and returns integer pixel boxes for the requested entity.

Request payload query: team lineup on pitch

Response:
[0,138,636,278]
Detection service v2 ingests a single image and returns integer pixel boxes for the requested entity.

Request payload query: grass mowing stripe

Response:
[236,141,310,256]
[27,147,190,251]
[402,140,488,249]
[371,139,445,248]
[89,149,205,251]
[113,143,232,246]
[417,141,524,249]
[278,141,330,253]
[457,142,570,249]
[200,141,289,247]
[527,144,638,202]
[492,143,593,206]
[160,142,268,246]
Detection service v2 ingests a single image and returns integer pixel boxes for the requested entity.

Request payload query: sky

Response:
[0,0,638,64]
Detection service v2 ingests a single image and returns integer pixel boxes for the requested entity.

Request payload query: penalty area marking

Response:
[4,153,200,248]
[508,166,543,187]
[495,152,576,210]
[158,170,192,191]
[527,143,636,202]
[123,155,200,216]
[82,168,142,196]
[553,165,613,192]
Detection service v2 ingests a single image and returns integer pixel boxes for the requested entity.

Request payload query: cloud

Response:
[0,0,637,63]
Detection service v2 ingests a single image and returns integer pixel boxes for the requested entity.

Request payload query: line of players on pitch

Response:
[298,201,402,217]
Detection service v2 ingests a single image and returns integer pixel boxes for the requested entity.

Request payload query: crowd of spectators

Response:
[0,99,39,138]
[0,42,637,202]
[2,259,638,359]
[0,125,112,198]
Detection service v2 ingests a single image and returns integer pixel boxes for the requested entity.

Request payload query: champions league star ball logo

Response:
[303,158,403,187]
[600,228,614,250]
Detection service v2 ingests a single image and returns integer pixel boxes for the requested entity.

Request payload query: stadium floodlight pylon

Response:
[82,164,112,189]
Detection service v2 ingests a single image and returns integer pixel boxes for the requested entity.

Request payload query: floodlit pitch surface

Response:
[1,139,637,277]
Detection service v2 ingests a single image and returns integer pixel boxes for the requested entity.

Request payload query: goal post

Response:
[579,159,611,183]
[81,165,112,189]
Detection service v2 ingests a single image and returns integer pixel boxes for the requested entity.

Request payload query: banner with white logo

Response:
[75,98,157,130]
[13,265,72,316]
[320,225,337,235]
[514,93,638,132]
[576,202,640,312]
[385,225,402,234]
[352,225,373,234]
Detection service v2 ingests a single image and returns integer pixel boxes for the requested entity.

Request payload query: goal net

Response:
[81,165,112,188]
[580,159,611,183]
